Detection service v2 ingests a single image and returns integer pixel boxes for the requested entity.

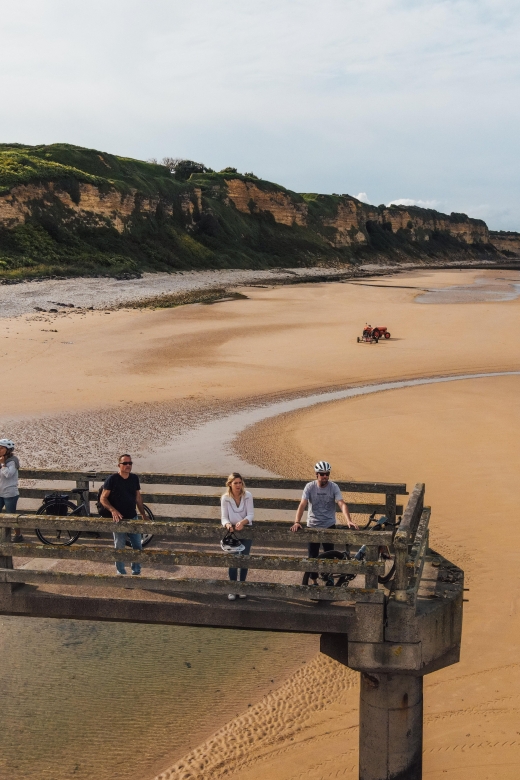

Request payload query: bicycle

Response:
[35,490,155,548]
[302,512,400,588]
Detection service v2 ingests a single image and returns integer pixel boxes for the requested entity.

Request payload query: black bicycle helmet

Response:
[220,531,246,554]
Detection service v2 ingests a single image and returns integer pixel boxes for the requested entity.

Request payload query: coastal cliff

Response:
[0,143,515,279]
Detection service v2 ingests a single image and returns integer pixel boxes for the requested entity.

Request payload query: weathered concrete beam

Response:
[0,568,384,602]
[321,548,463,676]
[16,488,402,515]
[0,588,363,634]
[0,542,386,574]
[18,469,408,495]
[0,513,394,546]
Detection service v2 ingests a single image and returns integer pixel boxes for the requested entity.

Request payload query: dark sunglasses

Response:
[120,461,133,466]
[317,471,330,477]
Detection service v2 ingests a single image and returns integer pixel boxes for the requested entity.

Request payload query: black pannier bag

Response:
[43,493,70,515]
[96,486,112,518]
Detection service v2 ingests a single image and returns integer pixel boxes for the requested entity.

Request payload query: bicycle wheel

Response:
[378,560,396,585]
[125,504,154,548]
[35,501,82,546]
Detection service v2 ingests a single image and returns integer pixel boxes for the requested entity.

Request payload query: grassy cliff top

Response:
[0,143,185,197]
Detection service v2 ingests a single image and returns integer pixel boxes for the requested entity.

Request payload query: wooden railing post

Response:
[385,492,397,524]
[365,545,379,590]
[0,514,16,595]
[393,483,425,603]
[393,545,408,601]
[0,523,13,572]
[75,478,90,515]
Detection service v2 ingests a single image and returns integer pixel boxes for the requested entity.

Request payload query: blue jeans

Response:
[113,525,142,574]
[229,538,252,582]
[0,495,19,513]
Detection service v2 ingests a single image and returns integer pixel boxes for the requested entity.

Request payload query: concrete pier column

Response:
[359,672,423,780]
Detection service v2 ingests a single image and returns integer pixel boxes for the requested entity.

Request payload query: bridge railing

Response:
[0,470,423,605]
[16,470,407,520]
[393,482,428,603]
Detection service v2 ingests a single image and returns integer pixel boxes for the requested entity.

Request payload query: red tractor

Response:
[357,324,391,343]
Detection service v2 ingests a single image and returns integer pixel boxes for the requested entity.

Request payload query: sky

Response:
[1,0,519,230]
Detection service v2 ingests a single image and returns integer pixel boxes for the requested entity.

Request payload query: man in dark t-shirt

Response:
[100,454,147,575]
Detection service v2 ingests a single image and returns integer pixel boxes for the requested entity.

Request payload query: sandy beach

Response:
[1,267,519,779]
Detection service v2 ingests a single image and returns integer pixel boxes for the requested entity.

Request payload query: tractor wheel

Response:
[372,329,381,339]
[384,331,391,339]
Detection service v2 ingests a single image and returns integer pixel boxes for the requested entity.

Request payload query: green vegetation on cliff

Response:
[0,143,498,280]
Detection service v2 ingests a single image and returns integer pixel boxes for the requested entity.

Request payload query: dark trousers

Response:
[229,538,252,582]
[306,525,335,581]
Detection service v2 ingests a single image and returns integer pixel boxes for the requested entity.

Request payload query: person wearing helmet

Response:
[0,438,22,542]
[291,461,357,585]
[221,472,254,600]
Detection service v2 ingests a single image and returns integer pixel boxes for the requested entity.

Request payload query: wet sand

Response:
[0,268,519,779]
[215,374,520,780]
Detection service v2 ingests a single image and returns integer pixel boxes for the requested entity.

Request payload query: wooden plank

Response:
[394,483,425,548]
[385,493,397,524]
[0,543,385,574]
[18,469,408,495]
[0,526,12,571]
[0,569,384,602]
[394,490,427,602]
[406,508,431,601]
[16,488,402,516]
[364,545,380,589]
[1,513,393,546]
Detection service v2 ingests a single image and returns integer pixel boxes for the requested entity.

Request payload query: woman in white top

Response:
[0,438,22,543]
[221,472,254,600]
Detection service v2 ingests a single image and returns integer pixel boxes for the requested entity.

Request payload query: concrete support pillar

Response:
[359,672,423,780]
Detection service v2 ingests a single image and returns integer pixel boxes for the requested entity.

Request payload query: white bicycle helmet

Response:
[0,439,15,449]
[314,460,331,473]
[220,531,246,554]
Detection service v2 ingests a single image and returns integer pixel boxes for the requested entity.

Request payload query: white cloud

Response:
[355,193,370,203]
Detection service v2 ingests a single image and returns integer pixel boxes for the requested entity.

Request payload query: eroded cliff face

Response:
[223,180,489,247]
[225,179,308,226]
[0,171,508,276]
[489,231,520,256]
[321,200,368,246]
[0,182,173,233]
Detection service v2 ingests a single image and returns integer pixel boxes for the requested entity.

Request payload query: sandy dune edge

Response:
[151,654,358,780]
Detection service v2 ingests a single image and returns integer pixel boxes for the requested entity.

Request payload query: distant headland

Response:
[0,143,518,280]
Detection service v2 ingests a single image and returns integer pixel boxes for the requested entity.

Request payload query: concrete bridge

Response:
[0,470,463,780]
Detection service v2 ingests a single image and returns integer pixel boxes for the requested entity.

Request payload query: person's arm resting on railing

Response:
[221,495,233,531]
[100,489,122,523]
[135,490,147,522]
[235,492,254,531]
[291,498,308,532]
[337,498,358,529]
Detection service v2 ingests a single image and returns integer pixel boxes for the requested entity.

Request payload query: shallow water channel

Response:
[2,370,520,780]
[415,274,520,303]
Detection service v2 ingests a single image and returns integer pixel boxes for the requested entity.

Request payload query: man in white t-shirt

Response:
[291,461,357,585]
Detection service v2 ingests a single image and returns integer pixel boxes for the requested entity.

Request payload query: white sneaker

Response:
[228,593,237,601]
